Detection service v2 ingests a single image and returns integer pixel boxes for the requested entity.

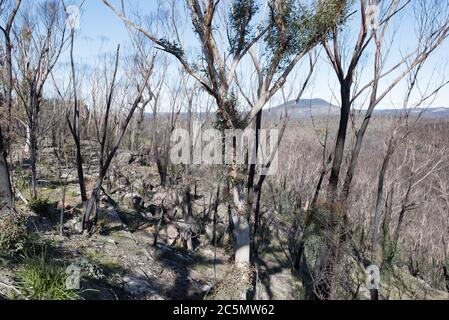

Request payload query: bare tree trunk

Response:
[28,97,39,199]
[1,0,22,152]
[231,146,252,299]
[82,60,151,231]
[313,83,351,300]
[248,111,262,260]
[0,125,13,207]
[24,124,31,156]
[184,91,194,219]
[30,134,37,198]
[389,176,413,261]
[82,177,102,230]
[133,105,145,152]
[4,30,14,150]
[341,112,374,202]
[59,173,70,236]
[231,208,252,299]
[327,83,351,203]
[0,0,21,208]
[67,31,87,202]
[443,266,449,293]
[252,184,262,258]
[370,138,395,300]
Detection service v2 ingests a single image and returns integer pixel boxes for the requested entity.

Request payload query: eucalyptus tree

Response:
[103,0,348,299]
[0,0,22,208]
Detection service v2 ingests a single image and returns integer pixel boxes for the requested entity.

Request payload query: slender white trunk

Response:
[24,125,31,157]
[232,214,251,266]
[231,183,251,299]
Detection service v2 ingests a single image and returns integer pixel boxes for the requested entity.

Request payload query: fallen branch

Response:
[0,280,25,298]
[14,187,28,205]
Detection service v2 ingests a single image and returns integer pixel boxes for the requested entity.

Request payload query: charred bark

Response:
[327,82,351,203]
[0,125,13,207]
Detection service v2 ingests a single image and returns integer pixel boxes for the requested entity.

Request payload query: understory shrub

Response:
[0,207,28,256]
[28,196,54,217]
[207,264,255,300]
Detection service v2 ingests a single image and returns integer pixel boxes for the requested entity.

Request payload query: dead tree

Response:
[371,112,449,300]
[0,126,12,207]
[14,0,67,198]
[63,1,87,203]
[147,61,182,187]
[1,0,22,149]
[82,45,153,232]
[0,0,22,208]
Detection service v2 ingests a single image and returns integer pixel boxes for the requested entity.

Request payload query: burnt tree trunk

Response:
[0,125,13,207]
[82,55,151,232]
[1,0,21,152]
[28,95,39,199]
[327,82,351,203]
[313,82,352,300]
[443,266,449,293]
[370,138,395,300]
[68,32,87,202]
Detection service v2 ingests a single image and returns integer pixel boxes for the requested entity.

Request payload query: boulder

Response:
[114,151,137,166]
[166,224,179,245]
[122,274,163,299]
[205,223,227,244]
[123,194,144,211]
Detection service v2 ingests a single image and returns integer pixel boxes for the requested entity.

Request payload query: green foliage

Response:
[380,237,402,272]
[229,0,259,54]
[0,208,28,257]
[307,201,347,236]
[28,196,54,217]
[303,201,348,265]
[265,0,349,71]
[265,0,305,68]
[213,93,248,130]
[17,244,80,300]
[159,37,185,58]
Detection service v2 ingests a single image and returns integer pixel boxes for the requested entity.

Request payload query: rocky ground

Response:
[0,205,300,300]
[1,150,301,300]
[1,150,448,300]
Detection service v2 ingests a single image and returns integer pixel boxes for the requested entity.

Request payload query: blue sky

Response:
[60,0,449,109]
[69,0,141,61]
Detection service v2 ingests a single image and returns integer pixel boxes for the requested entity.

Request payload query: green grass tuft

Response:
[17,246,81,300]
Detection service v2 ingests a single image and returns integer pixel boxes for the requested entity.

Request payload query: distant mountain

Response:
[372,106,449,118]
[265,98,340,120]
[143,98,449,121]
[265,99,449,120]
